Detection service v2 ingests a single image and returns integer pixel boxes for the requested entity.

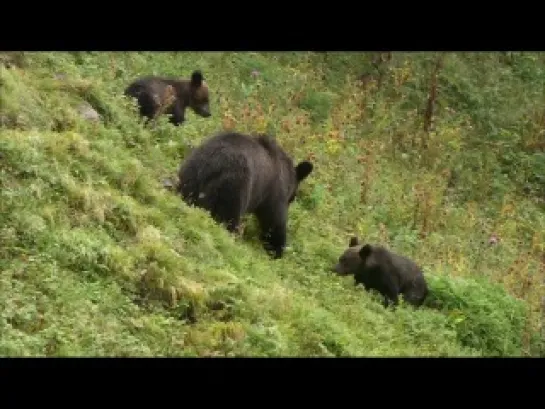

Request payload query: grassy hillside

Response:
[0,51,544,357]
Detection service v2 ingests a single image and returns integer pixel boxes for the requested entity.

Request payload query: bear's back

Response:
[369,246,420,274]
[190,132,269,160]
[127,76,181,95]
[180,133,276,183]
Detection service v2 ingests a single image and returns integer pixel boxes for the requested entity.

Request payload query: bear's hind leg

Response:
[137,92,159,122]
[204,180,246,235]
[213,211,241,234]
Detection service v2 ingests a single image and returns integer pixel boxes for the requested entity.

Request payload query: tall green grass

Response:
[0,51,543,356]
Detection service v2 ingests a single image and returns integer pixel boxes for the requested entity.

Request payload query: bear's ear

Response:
[295,161,313,182]
[349,236,359,247]
[190,70,204,88]
[359,244,373,260]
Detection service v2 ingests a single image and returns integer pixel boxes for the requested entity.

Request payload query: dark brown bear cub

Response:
[124,70,211,126]
[177,132,314,259]
[333,236,428,308]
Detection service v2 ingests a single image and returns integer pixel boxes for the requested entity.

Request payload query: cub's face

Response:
[188,70,211,118]
[190,85,210,117]
[333,244,363,276]
[332,236,372,276]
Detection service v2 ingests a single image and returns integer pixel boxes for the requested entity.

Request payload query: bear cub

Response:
[333,236,428,308]
[125,70,211,126]
[177,131,314,259]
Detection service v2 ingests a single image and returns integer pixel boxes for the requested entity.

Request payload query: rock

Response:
[161,177,177,190]
[77,102,100,122]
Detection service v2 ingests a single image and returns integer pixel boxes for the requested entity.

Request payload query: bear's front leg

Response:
[256,205,287,259]
[382,295,399,309]
[169,101,186,126]
[379,272,400,308]
[260,227,286,259]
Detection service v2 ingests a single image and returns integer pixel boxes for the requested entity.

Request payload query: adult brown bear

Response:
[177,132,314,259]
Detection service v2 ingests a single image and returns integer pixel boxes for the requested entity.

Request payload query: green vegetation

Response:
[0,51,544,357]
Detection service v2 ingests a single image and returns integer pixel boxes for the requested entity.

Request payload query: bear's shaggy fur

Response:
[333,236,428,307]
[124,70,211,126]
[177,132,314,258]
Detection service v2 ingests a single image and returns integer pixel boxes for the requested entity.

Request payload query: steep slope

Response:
[0,51,542,356]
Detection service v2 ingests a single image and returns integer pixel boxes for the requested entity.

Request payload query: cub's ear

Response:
[359,244,373,260]
[295,161,313,182]
[349,236,359,247]
[190,70,204,88]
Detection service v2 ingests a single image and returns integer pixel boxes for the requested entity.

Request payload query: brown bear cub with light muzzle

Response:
[125,70,211,126]
[333,236,429,308]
